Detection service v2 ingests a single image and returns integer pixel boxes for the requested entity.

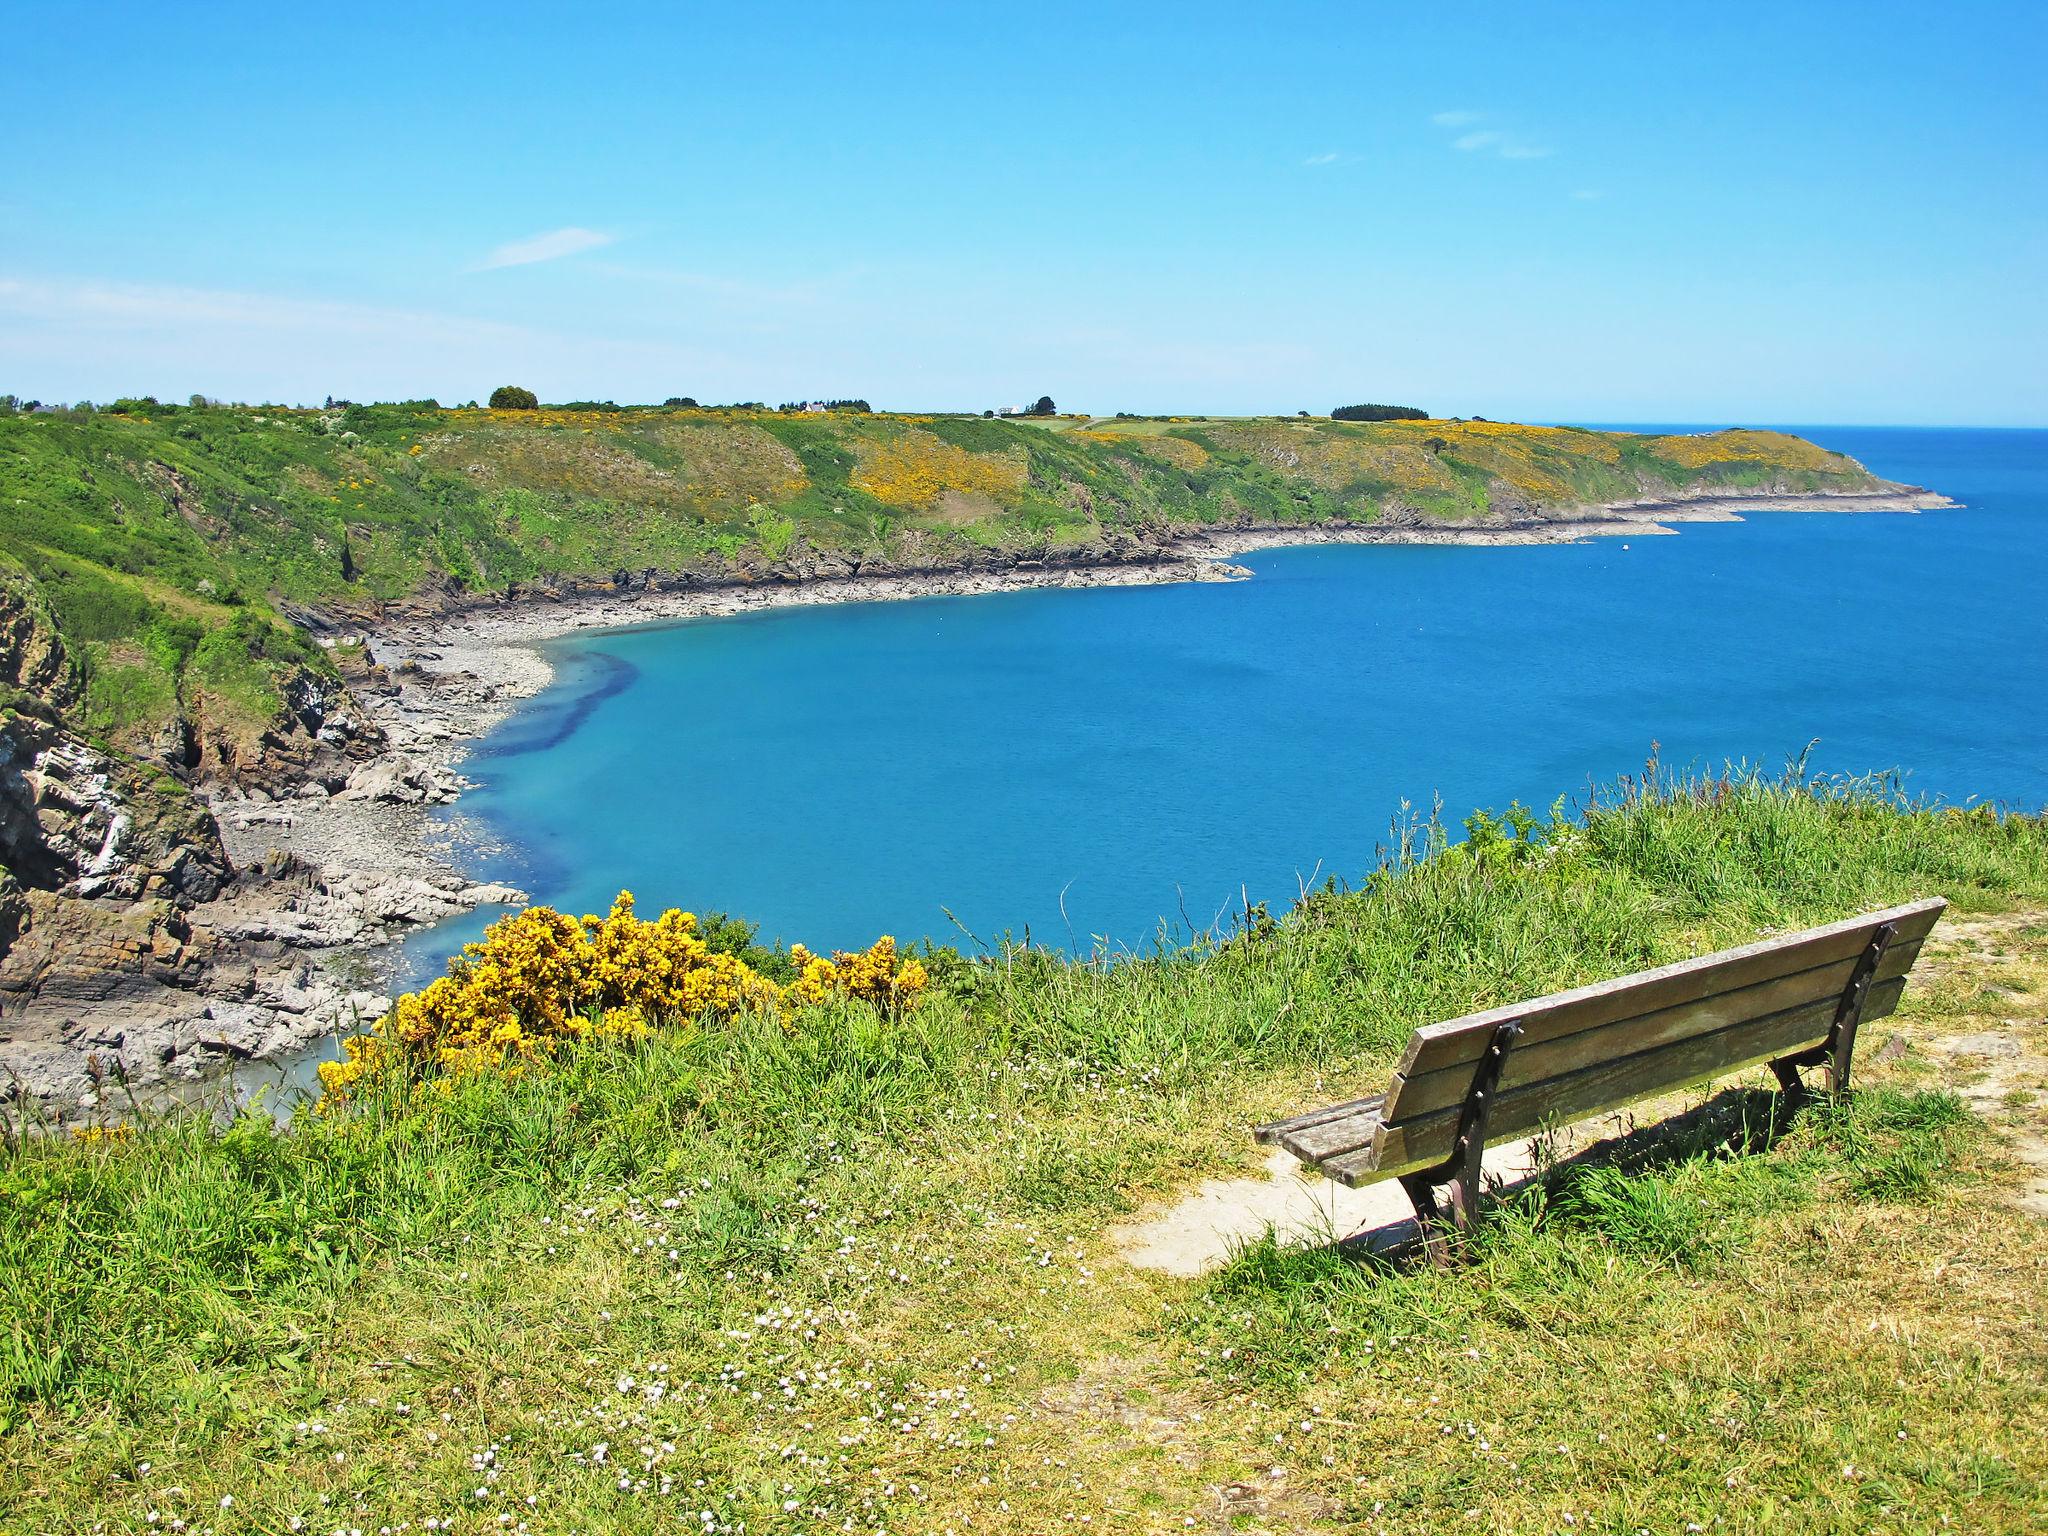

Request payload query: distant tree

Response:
[1030,395,1056,416]
[489,384,539,410]
[1297,409,1309,417]
[663,396,699,408]
[1424,435,1449,455]
[0,395,17,415]
[1330,403,1428,422]
[827,398,871,413]
[982,408,994,417]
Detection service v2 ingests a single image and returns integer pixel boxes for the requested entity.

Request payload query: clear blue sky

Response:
[4,2,2043,423]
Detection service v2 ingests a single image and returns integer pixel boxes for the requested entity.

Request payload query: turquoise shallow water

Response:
[402,427,2048,972]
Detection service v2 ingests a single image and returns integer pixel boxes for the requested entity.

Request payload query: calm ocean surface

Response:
[402,427,2048,972]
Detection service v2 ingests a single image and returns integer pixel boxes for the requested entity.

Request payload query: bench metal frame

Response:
[1768,919,1895,1100]
[1396,1017,1523,1263]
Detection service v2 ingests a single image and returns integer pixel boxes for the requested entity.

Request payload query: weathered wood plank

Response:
[1325,975,1908,1183]
[1273,1104,1387,1164]
[1392,898,1943,1081]
[1378,937,1924,1123]
[1252,1094,1385,1145]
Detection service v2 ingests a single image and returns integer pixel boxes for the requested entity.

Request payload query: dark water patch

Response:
[473,646,638,760]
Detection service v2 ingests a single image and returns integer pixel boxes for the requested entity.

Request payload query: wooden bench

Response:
[1256,897,1947,1259]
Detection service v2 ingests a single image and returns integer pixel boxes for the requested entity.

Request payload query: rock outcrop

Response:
[0,567,421,1117]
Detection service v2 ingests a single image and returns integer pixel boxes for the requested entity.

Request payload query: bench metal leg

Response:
[1769,920,1896,1101]
[1397,1018,1523,1266]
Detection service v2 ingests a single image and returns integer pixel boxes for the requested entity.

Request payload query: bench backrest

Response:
[1359,896,1947,1177]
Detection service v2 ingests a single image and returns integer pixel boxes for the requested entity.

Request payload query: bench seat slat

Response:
[1274,1104,1386,1164]
[1252,1093,1384,1144]
[1342,974,1908,1182]
[1392,898,1944,1084]
[1379,936,1924,1123]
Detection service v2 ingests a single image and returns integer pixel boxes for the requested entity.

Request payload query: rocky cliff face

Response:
[0,566,233,911]
[0,568,391,1116]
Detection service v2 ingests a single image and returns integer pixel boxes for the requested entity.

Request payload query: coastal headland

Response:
[0,403,1952,1114]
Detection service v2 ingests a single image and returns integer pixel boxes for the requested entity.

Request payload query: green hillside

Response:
[5,771,2045,1530]
[0,401,1888,764]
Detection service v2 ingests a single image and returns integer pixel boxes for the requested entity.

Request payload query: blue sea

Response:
[403,427,2048,971]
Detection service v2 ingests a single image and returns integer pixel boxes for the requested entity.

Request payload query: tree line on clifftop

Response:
[9,392,1434,421]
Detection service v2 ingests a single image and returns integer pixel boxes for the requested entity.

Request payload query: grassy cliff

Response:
[4,772,2044,1530]
[0,403,1891,763]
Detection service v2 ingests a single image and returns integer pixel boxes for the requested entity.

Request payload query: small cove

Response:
[394,427,2048,980]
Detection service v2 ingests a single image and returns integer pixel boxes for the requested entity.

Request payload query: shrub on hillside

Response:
[318,893,928,1100]
[1330,403,1429,422]
[488,384,539,410]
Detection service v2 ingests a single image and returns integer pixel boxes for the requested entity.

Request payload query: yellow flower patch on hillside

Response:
[1390,419,1625,465]
[1203,423,1461,497]
[318,894,928,1100]
[851,429,1029,510]
[1644,429,1852,473]
[1079,430,1211,472]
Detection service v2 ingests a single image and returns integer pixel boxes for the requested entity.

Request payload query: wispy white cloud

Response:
[473,226,615,271]
[1433,112,1552,161]
[1570,188,1604,201]
[0,272,732,403]
[1303,151,1342,167]
[0,274,528,342]
[1451,128,1552,160]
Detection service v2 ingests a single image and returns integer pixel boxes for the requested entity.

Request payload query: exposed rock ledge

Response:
[0,484,1953,1120]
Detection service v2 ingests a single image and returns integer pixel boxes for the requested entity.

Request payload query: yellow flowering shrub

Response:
[1078,430,1210,471]
[850,430,1028,509]
[318,895,927,1103]
[1643,429,1852,473]
[785,936,929,1012]
[68,1124,137,1144]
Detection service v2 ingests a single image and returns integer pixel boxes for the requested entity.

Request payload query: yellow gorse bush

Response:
[850,430,1028,508]
[1644,429,1850,473]
[786,935,929,1011]
[68,1124,137,1144]
[318,894,928,1102]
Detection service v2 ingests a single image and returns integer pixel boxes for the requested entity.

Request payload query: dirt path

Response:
[1915,910,2048,1213]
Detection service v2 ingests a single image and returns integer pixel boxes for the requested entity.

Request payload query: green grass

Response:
[0,402,1887,761]
[3,771,2046,1531]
